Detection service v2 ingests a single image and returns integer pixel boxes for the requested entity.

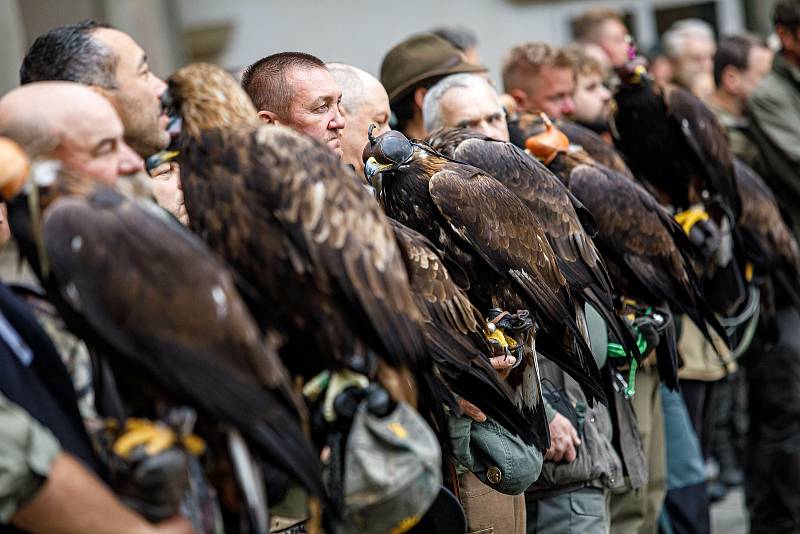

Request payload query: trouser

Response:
[660,386,710,534]
[526,488,608,534]
[610,369,667,534]
[745,307,800,534]
[709,373,747,481]
[459,471,526,534]
[680,379,716,460]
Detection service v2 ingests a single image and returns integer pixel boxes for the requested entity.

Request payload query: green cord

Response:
[626,359,638,399]
[607,333,647,399]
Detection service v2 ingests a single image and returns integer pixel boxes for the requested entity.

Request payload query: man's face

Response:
[149,161,188,225]
[283,66,346,157]
[673,37,716,89]
[596,19,630,68]
[520,65,576,120]
[570,71,612,127]
[339,77,391,177]
[50,101,133,186]
[438,83,509,142]
[738,46,773,98]
[91,28,169,158]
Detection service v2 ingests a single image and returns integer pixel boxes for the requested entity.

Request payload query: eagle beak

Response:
[146,150,180,173]
[0,137,30,201]
[364,157,393,185]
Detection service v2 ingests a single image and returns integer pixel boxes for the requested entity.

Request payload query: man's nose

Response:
[151,73,167,100]
[562,96,576,116]
[118,140,145,177]
[330,105,346,130]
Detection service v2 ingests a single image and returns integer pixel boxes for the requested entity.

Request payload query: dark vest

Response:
[0,283,100,474]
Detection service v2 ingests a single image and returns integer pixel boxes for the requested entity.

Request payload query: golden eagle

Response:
[733,157,800,312]
[523,123,728,388]
[364,129,607,409]
[613,63,741,218]
[0,143,327,506]
[426,127,641,364]
[389,218,545,446]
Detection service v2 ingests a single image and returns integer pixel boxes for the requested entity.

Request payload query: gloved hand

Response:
[97,414,206,523]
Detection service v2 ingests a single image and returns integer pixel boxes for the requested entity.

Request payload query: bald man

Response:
[0,82,142,186]
[328,63,392,180]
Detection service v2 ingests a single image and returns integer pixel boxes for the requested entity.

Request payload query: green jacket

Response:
[748,52,800,241]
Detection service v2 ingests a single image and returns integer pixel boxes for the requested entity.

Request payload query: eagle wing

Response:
[567,163,728,386]
[665,85,741,218]
[557,120,635,179]
[451,137,609,293]
[390,219,547,446]
[41,187,326,499]
[734,157,800,305]
[184,126,428,374]
[427,164,605,403]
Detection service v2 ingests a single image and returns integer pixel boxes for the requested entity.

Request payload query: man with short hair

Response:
[745,3,800,531]
[242,52,346,157]
[327,63,391,179]
[663,19,717,97]
[422,73,509,142]
[502,43,576,120]
[707,35,773,175]
[20,20,169,159]
[380,33,487,140]
[564,46,613,139]
[0,82,143,185]
[571,8,631,69]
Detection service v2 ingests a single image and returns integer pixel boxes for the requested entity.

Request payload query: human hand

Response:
[489,354,516,380]
[458,397,487,423]
[544,412,581,463]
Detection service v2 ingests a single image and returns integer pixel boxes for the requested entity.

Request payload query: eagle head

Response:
[164,63,259,142]
[363,127,415,184]
[524,114,569,165]
[616,56,652,88]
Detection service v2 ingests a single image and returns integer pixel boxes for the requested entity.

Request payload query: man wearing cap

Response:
[380,33,487,140]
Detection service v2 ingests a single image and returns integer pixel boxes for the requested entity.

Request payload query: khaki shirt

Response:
[676,315,735,382]
[0,392,60,523]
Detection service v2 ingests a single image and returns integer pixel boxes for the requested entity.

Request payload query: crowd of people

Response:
[1,2,800,533]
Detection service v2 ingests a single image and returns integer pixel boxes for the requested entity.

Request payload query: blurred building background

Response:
[0,0,778,95]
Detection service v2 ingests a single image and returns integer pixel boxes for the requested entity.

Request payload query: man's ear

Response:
[721,65,740,94]
[413,86,428,110]
[776,26,795,52]
[258,110,281,124]
[509,88,529,111]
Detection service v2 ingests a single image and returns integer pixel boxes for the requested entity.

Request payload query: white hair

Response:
[422,73,499,133]
[326,63,365,114]
[663,18,716,59]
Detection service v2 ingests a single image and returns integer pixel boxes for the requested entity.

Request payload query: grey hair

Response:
[663,19,716,59]
[423,73,498,133]
[326,63,365,114]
